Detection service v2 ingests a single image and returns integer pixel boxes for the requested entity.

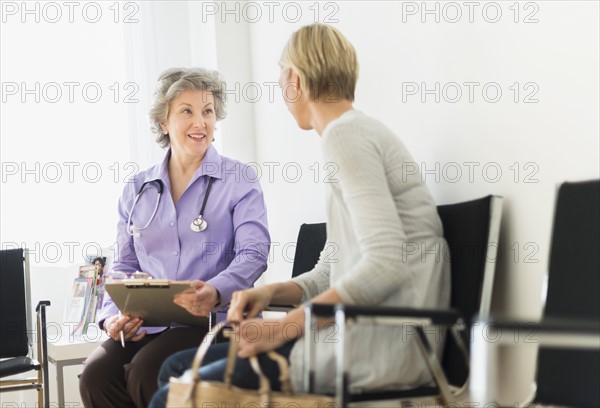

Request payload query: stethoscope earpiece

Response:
[129,225,142,238]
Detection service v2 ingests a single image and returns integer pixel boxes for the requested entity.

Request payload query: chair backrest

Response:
[291,204,505,388]
[0,248,32,358]
[535,180,600,407]
[436,195,503,386]
[292,223,327,278]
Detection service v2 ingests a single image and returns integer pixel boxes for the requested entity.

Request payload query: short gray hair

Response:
[149,67,227,148]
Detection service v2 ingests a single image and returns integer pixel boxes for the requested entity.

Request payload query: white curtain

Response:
[123,1,221,170]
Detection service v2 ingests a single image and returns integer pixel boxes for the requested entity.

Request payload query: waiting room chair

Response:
[0,248,51,408]
[303,195,504,407]
[471,180,600,407]
[265,223,327,314]
[291,223,327,278]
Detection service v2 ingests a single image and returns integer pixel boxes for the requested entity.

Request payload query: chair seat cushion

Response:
[0,356,40,377]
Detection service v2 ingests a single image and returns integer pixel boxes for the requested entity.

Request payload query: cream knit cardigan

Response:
[289,110,451,394]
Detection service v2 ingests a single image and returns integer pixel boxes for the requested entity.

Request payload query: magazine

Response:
[64,255,109,336]
[64,277,93,336]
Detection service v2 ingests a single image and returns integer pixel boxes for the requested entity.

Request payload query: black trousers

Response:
[148,340,297,408]
[79,326,208,408]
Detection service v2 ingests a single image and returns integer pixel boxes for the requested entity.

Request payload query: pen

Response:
[119,293,131,349]
[118,311,125,348]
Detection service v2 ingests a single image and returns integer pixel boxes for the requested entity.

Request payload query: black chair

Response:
[472,180,600,407]
[0,248,51,408]
[266,223,327,313]
[303,195,504,407]
[291,223,327,278]
[437,195,503,389]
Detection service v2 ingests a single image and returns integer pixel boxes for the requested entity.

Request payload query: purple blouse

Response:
[97,145,270,330]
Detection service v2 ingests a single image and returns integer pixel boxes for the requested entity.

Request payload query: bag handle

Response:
[189,321,229,383]
[266,351,293,394]
[249,355,273,403]
[185,321,236,404]
[185,321,272,405]
[184,321,294,405]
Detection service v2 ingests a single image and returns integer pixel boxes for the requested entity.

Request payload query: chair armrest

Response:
[307,302,461,326]
[471,316,600,406]
[265,304,297,312]
[478,316,599,334]
[35,300,51,312]
[302,302,464,404]
[474,316,600,349]
[34,300,51,405]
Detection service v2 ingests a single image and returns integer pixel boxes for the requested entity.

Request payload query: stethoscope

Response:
[127,177,215,237]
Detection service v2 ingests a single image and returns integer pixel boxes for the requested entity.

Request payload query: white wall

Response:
[1,9,131,403]
[229,0,598,404]
[0,2,221,406]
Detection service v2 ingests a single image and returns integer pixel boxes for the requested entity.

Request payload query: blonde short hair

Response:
[280,24,358,102]
[149,67,227,148]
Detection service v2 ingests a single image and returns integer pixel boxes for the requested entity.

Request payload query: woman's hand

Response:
[104,314,146,342]
[234,287,345,357]
[235,318,301,358]
[173,281,219,317]
[227,286,274,323]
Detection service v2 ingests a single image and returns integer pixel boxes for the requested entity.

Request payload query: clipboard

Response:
[104,280,209,327]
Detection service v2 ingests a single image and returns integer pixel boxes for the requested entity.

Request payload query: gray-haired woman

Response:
[79,67,270,408]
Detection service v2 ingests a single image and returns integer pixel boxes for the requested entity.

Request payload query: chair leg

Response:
[37,314,44,408]
[415,327,453,407]
[36,302,51,408]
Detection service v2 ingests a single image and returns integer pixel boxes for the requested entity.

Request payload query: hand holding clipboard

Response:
[105,279,209,327]
[173,280,221,317]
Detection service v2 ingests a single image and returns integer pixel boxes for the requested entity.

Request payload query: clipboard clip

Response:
[124,279,171,288]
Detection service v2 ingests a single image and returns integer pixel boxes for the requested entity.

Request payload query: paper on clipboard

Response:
[104,280,209,327]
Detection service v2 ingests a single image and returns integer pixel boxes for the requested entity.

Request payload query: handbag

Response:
[166,321,336,408]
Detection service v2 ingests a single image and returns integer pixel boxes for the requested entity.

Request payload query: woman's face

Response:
[161,89,216,160]
[279,67,311,130]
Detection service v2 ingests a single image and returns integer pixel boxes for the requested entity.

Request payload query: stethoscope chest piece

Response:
[190,216,208,233]
[189,177,215,233]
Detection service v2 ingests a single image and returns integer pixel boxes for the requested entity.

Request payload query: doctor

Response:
[79,67,270,408]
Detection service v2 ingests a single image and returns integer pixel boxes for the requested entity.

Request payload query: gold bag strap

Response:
[266,351,293,394]
[185,321,294,404]
[189,321,228,383]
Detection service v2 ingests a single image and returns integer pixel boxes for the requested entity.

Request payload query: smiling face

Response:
[161,89,216,161]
